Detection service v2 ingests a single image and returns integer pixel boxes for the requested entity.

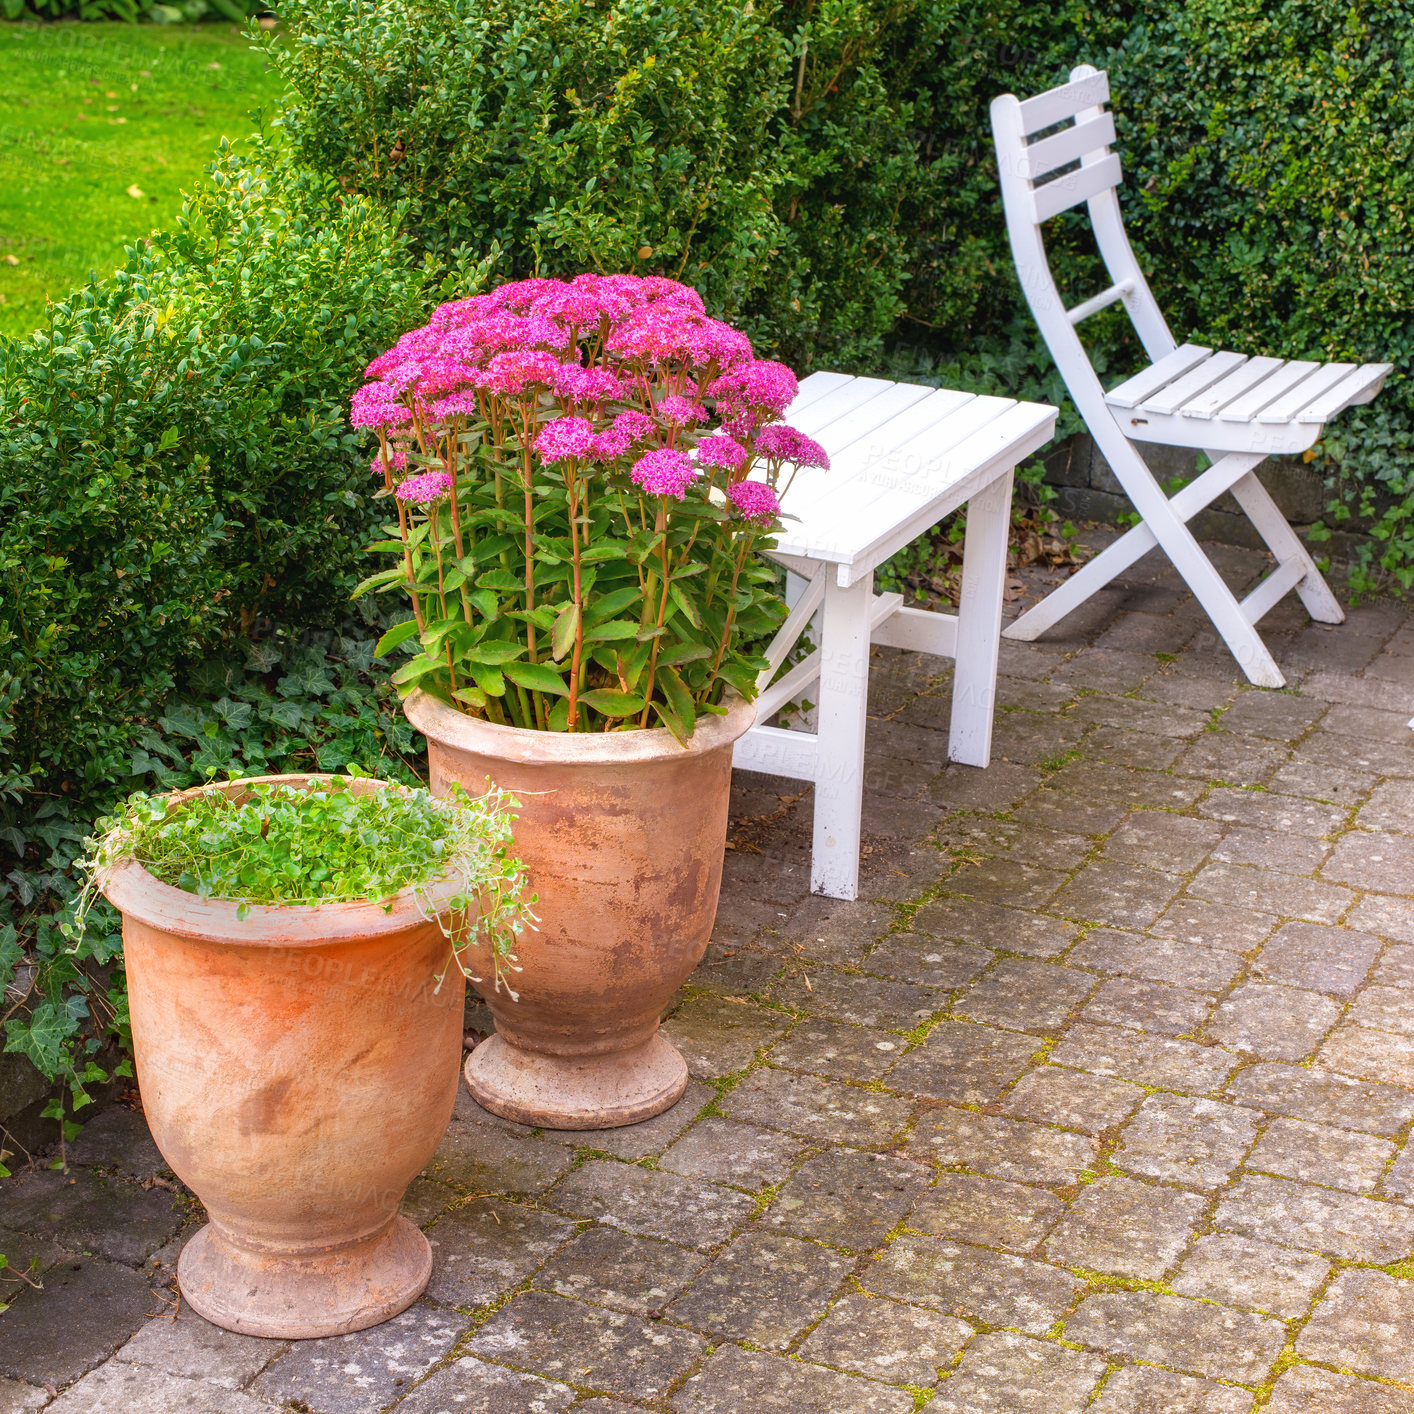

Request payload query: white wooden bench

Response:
[991,65,1392,689]
[732,371,1058,900]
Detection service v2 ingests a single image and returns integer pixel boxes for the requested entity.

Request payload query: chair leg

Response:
[810,572,873,901]
[950,469,1012,767]
[1005,519,1159,642]
[1226,470,1345,625]
[1140,496,1287,688]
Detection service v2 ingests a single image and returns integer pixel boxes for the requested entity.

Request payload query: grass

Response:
[0,20,281,337]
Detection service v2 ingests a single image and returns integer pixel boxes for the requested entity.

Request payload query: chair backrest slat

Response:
[1021,111,1116,180]
[1016,69,1110,135]
[1031,151,1123,223]
[991,64,1179,470]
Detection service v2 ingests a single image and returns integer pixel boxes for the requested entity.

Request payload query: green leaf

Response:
[668,580,702,630]
[350,566,407,599]
[466,660,506,696]
[657,641,713,667]
[502,661,568,696]
[551,601,581,662]
[651,698,689,746]
[583,618,641,645]
[585,586,642,625]
[628,529,665,565]
[578,688,646,717]
[656,665,696,737]
[476,568,523,592]
[462,639,525,665]
[389,655,444,686]
[374,618,421,657]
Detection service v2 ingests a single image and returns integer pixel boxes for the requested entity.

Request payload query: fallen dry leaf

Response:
[2,255,18,266]
[126,184,144,198]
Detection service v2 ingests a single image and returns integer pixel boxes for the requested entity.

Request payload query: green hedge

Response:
[0,143,438,1090]
[268,0,1411,588]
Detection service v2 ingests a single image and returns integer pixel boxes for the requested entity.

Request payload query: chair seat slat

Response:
[1254,363,1355,423]
[1294,363,1392,423]
[1031,152,1122,223]
[1105,345,1213,409]
[1179,357,1286,419]
[1140,350,1248,416]
[1215,361,1322,422]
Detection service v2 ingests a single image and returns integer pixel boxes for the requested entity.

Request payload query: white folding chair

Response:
[991,65,1391,687]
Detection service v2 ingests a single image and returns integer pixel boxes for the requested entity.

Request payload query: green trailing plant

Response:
[76,774,532,992]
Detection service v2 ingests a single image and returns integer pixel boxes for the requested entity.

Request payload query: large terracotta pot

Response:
[404,690,754,1130]
[100,774,467,1339]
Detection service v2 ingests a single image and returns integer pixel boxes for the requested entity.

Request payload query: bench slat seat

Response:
[733,371,1057,900]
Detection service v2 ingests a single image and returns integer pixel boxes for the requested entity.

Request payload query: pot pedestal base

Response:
[465,1032,688,1130]
[177,1216,432,1339]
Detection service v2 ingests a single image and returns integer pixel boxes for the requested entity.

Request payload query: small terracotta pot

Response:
[101,774,467,1339]
[404,690,754,1130]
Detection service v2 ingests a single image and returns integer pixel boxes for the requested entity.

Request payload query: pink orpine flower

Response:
[364,326,439,379]
[486,277,566,315]
[613,410,657,444]
[607,307,753,371]
[394,471,454,505]
[427,294,500,330]
[552,364,627,405]
[572,273,645,321]
[477,350,568,397]
[350,382,411,430]
[370,444,408,476]
[438,314,565,364]
[753,423,830,470]
[427,390,481,422]
[631,448,698,500]
[657,395,708,426]
[531,287,607,327]
[727,479,782,526]
[591,426,632,460]
[535,416,597,463]
[708,360,798,421]
[637,276,706,312]
[693,433,747,471]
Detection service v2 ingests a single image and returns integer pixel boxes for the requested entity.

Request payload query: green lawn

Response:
[0,21,281,337]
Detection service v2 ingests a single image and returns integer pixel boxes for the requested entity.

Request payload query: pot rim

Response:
[404,689,756,766]
[99,773,470,948]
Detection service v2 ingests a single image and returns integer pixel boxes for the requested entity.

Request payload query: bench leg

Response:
[810,571,872,900]
[950,469,1013,768]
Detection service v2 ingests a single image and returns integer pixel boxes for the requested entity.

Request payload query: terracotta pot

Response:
[100,774,467,1339]
[404,690,754,1130]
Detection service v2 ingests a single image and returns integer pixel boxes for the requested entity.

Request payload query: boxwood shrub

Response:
[0,143,440,1092]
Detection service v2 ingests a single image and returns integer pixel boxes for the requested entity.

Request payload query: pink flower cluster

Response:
[754,424,830,470]
[727,480,782,526]
[631,449,699,500]
[354,273,822,522]
[394,470,454,506]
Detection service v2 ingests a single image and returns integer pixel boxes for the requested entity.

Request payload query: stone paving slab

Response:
[8,560,1414,1414]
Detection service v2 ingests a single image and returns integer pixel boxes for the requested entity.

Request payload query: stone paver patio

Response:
[3,532,1414,1412]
